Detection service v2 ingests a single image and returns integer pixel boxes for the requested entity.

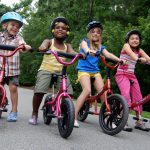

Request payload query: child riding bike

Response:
[115,29,150,131]
[0,12,31,121]
[74,21,124,128]
[29,17,78,125]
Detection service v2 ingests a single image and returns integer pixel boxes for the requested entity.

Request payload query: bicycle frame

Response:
[85,56,119,114]
[131,94,150,109]
[0,44,25,110]
[42,50,82,118]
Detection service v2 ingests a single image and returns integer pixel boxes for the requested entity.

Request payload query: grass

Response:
[130,110,150,119]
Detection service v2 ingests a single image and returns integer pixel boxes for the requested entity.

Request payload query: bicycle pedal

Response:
[87,111,93,114]
[47,114,56,118]
[142,118,148,122]
[2,108,8,112]
[133,117,139,120]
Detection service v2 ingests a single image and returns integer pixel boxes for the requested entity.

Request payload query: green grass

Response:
[130,111,150,119]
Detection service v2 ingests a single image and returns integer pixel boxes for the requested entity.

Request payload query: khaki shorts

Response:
[34,70,73,95]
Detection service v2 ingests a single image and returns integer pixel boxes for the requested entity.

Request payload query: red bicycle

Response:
[41,50,83,138]
[77,56,129,135]
[0,44,26,117]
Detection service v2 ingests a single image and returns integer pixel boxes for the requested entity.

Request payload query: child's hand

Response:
[80,52,86,59]
[20,44,32,52]
[137,58,147,64]
[39,45,47,51]
[25,45,32,51]
[119,59,127,65]
[89,49,96,56]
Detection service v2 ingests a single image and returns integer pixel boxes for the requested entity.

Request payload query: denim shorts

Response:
[34,70,73,95]
[4,76,19,86]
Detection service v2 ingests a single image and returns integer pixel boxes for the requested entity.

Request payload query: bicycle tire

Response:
[43,94,53,125]
[99,94,129,135]
[77,101,90,121]
[58,98,75,138]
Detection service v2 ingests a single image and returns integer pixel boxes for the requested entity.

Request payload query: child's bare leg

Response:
[94,75,104,103]
[9,83,18,112]
[32,93,44,116]
[75,76,91,120]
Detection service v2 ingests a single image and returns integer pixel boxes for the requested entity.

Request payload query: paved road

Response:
[0,86,150,150]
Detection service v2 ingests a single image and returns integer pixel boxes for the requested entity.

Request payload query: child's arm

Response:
[66,44,77,54]
[80,40,96,56]
[39,39,51,51]
[102,49,121,62]
[123,43,139,61]
[139,49,150,63]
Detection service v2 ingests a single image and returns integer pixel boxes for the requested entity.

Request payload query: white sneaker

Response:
[74,120,79,128]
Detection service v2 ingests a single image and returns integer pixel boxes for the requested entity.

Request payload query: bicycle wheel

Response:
[99,94,129,135]
[58,98,75,138]
[77,101,90,121]
[43,94,53,125]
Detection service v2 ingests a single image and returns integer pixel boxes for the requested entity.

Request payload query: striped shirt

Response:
[0,31,26,76]
[117,50,140,73]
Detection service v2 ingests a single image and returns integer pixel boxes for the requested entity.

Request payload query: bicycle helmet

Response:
[0,12,23,27]
[50,17,70,32]
[125,29,141,43]
[86,21,103,32]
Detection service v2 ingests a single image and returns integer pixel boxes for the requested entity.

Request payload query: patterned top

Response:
[39,39,67,73]
[0,31,26,76]
[117,50,140,74]
[76,39,105,73]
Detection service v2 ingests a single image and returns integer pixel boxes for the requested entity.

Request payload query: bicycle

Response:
[77,55,129,135]
[41,50,83,138]
[0,44,26,117]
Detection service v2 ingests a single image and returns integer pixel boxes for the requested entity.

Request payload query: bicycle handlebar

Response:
[0,44,17,51]
[100,55,119,69]
[42,49,83,66]
[0,44,35,57]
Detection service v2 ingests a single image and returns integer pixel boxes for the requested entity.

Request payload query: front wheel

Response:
[58,98,75,138]
[99,94,129,135]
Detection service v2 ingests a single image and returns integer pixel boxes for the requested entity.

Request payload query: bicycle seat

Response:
[51,74,58,85]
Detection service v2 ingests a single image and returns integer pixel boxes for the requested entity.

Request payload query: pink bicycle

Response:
[41,50,83,138]
[0,44,26,117]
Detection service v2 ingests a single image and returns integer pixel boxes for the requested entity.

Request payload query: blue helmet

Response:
[86,21,103,32]
[0,12,23,27]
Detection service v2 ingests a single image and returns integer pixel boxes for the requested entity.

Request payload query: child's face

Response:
[89,27,102,42]
[6,21,20,36]
[53,22,68,39]
[128,34,140,48]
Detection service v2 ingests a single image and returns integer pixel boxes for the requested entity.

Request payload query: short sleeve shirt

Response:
[0,31,26,76]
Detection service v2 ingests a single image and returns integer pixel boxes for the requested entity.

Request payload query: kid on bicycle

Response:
[0,12,31,121]
[29,17,77,125]
[74,21,123,127]
[115,30,150,131]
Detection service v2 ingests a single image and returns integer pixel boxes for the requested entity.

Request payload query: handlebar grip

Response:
[0,44,16,51]
[104,57,117,64]
[57,51,76,59]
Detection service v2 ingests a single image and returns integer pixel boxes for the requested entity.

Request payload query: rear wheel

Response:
[58,98,75,138]
[77,101,90,121]
[99,94,129,135]
[43,94,53,125]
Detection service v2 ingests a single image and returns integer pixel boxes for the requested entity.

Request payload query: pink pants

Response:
[115,71,142,112]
